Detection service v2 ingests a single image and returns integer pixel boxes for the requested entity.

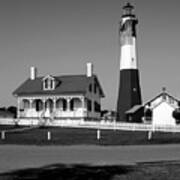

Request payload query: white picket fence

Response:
[55,121,180,133]
[1,118,180,133]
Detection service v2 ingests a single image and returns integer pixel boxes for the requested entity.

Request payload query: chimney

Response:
[86,62,93,77]
[30,66,37,80]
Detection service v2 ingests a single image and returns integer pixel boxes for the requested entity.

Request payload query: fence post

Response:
[47,131,51,141]
[1,131,5,140]
[97,129,101,140]
[148,131,152,140]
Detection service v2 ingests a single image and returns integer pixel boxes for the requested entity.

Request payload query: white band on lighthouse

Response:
[120,37,137,70]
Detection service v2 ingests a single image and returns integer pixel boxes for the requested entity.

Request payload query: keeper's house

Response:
[13,63,105,126]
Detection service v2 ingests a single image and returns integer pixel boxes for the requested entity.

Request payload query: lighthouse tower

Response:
[116,2,142,121]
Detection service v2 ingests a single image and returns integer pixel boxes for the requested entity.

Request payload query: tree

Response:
[0,107,6,111]
[172,101,180,124]
[7,106,17,118]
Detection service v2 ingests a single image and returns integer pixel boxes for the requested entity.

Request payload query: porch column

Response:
[42,99,46,111]
[28,99,33,118]
[53,97,56,116]
[29,99,33,109]
[81,96,85,108]
[67,97,72,111]
[81,97,85,118]
[53,98,56,113]
[40,99,45,118]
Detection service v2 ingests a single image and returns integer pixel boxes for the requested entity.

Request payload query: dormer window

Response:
[43,75,55,90]
[44,79,48,89]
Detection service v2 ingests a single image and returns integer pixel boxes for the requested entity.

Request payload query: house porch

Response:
[17,96,87,119]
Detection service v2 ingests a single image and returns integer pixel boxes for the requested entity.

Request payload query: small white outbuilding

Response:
[144,89,179,126]
[152,101,176,126]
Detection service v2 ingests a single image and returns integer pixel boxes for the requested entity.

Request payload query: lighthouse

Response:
[116,2,142,122]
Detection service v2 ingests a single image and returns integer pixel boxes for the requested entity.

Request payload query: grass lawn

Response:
[1,161,180,180]
[0,125,22,131]
[1,125,180,145]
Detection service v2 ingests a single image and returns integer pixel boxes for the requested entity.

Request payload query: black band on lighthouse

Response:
[117,69,142,121]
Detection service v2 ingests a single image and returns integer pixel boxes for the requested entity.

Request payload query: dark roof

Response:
[13,74,105,97]
[125,105,143,114]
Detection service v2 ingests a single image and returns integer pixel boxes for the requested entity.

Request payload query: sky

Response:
[0,0,180,110]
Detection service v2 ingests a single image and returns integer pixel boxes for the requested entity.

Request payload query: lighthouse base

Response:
[117,69,142,122]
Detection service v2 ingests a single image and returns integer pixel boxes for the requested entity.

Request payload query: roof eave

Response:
[13,91,86,97]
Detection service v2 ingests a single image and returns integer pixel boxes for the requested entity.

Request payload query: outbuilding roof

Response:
[13,74,105,97]
[144,92,179,107]
[125,105,143,114]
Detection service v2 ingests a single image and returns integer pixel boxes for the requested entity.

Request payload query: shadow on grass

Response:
[2,161,180,180]
[0,164,134,180]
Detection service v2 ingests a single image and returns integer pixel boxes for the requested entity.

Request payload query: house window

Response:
[89,84,92,92]
[169,97,174,104]
[62,100,67,111]
[70,99,74,111]
[144,108,152,121]
[33,99,43,112]
[94,83,97,94]
[87,99,92,111]
[56,99,67,111]
[94,101,101,112]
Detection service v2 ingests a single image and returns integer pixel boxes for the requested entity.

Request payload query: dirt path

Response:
[1,144,180,173]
